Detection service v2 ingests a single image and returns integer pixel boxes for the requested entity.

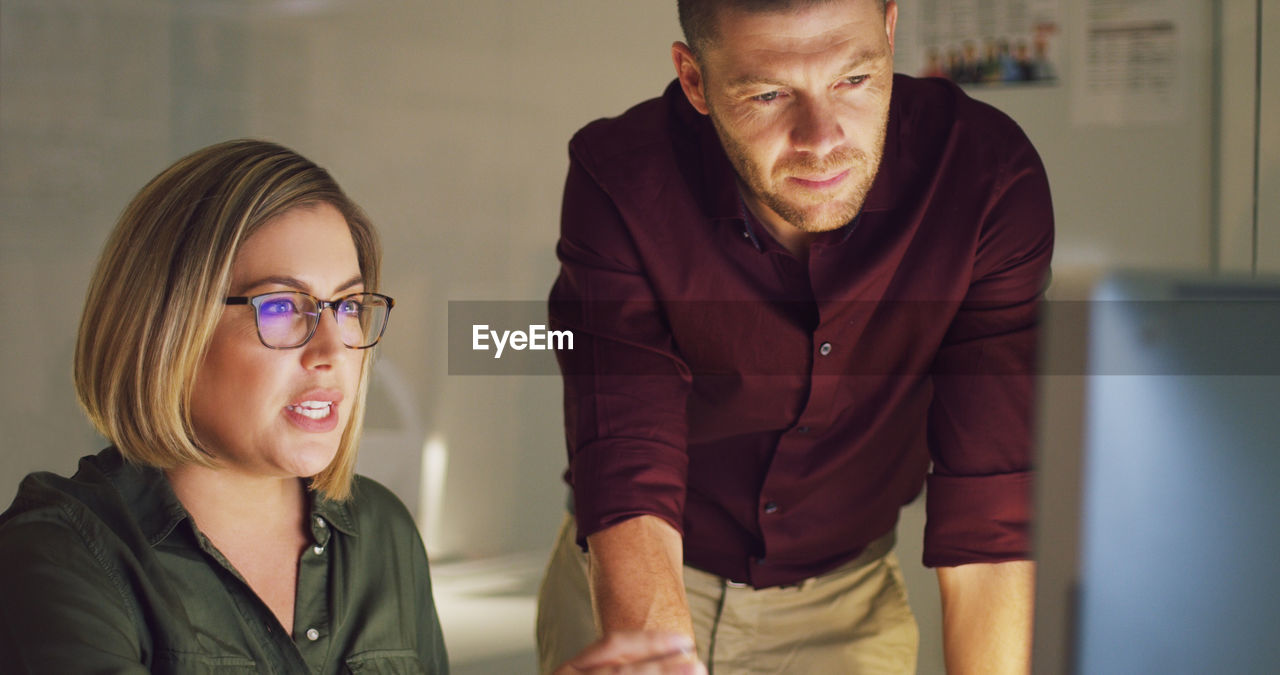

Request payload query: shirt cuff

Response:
[922,470,1032,567]
[570,441,688,550]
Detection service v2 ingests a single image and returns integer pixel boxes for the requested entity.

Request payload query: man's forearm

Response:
[585,515,693,637]
[937,560,1035,675]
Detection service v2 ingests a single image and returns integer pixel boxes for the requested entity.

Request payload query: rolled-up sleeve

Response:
[923,130,1054,567]
[550,146,693,547]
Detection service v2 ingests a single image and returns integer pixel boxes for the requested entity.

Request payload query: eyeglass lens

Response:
[254,292,390,349]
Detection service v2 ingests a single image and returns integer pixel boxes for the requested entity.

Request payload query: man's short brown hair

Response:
[678,0,888,55]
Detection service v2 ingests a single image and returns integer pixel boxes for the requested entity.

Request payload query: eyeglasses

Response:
[224,291,395,350]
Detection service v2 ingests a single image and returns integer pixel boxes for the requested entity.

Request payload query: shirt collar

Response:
[100,447,359,547]
[99,448,191,548]
[738,191,863,252]
[312,488,358,537]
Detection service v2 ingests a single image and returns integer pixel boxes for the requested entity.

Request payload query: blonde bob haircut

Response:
[74,139,380,501]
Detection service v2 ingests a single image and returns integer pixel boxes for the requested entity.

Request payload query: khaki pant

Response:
[535,515,918,674]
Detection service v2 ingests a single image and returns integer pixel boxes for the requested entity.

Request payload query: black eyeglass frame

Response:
[224,291,395,350]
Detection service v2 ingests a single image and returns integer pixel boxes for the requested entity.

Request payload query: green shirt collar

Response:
[97,447,359,547]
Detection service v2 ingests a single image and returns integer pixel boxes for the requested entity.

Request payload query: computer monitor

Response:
[1032,271,1280,674]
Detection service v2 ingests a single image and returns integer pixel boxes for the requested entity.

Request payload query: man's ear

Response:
[672,41,710,115]
[885,1,899,55]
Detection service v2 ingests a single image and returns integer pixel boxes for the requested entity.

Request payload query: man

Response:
[538,1,1052,673]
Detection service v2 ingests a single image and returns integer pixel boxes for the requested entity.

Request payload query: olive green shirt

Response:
[0,448,448,674]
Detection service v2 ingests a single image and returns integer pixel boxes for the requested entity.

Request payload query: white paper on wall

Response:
[1071,0,1188,125]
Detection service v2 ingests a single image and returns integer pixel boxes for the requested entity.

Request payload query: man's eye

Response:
[845,75,869,86]
[752,91,781,103]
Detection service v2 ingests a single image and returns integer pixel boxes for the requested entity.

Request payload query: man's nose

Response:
[789,95,845,156]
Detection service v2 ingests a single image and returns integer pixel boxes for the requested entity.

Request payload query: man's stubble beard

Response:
[708,102,889,234]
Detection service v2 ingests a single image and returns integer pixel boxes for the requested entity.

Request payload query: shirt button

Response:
[755,557,767,566]
[315,516,326,529]
[306,628,320,641]
[763,501,779,515]
[313,545,325,555]
[796,426,810,434]
[819,342,833,356]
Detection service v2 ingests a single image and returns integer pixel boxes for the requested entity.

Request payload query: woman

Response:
[0,139,446,672]
[0,139,701,675]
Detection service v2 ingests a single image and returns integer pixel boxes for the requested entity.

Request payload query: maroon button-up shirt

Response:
[550,75,1053,588]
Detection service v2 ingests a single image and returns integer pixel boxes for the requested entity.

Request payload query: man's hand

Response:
[937,560,1035,675]
[554,631,706,675]
[586,515,693,635]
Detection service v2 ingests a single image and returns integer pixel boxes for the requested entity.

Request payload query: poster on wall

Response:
[913,0,1063,87]
[1070,0,1186,126]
